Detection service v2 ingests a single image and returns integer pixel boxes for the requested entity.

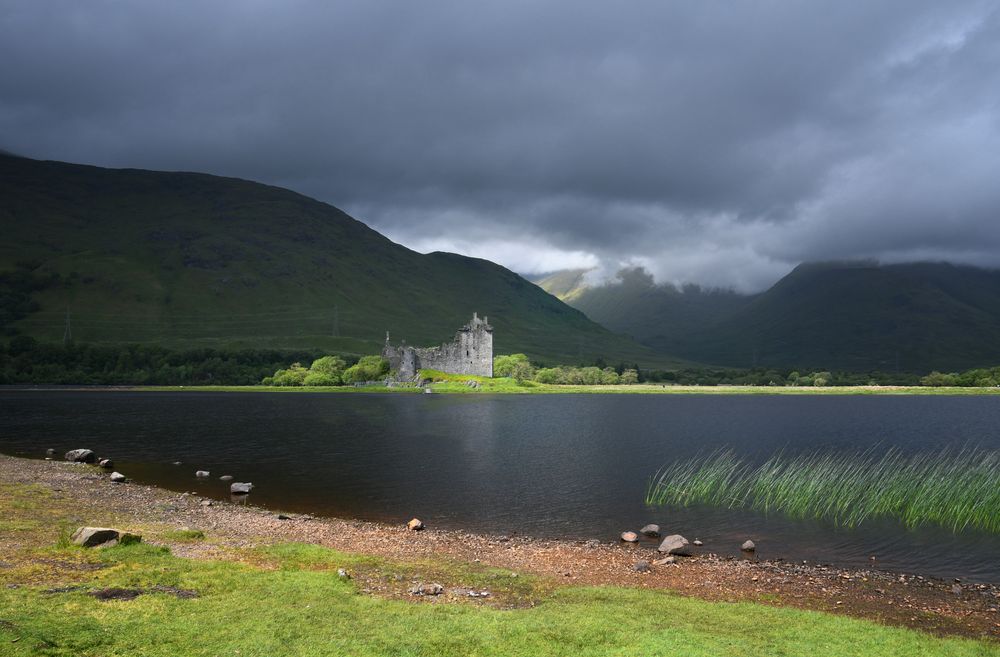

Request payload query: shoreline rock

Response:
[65,449,95,463]
[658,534,693,556]
[71,526,141,548]
[230,482,253,495]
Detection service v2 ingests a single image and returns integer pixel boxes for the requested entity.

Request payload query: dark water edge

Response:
[2,389,1000,583]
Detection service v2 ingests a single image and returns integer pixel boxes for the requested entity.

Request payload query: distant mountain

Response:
[537,261,1000,372]
[532,269,592,302]
[0,154,668,367]
[534,267,750,352]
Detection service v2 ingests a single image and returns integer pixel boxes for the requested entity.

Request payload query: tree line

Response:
[0,336,327,385]
[3,338,998,387]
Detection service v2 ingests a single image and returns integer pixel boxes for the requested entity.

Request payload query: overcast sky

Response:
[2,1,999,292]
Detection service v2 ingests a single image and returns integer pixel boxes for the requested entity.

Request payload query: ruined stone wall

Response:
[381,313,493,379]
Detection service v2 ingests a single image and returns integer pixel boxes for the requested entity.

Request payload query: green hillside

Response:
[538,262,1000,372]
[0,154,666,367]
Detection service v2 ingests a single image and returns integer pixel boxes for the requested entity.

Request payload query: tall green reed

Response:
[645,447,1000,533]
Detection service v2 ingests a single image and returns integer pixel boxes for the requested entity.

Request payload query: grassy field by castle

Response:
[134,382,1000,395]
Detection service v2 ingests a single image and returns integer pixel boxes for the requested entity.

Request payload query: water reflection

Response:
[2,390,1000,582]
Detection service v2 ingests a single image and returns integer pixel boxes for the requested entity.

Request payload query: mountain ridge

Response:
[0,153,670,367]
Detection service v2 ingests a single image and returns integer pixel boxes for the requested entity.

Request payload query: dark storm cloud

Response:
[2,0,999,290]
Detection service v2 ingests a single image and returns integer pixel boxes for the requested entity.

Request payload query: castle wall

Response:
[381,313,493,379]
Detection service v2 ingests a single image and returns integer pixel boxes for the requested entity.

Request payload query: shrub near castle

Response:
[263,355,391,386]
[499,355,639,386]
[342,356,390,384]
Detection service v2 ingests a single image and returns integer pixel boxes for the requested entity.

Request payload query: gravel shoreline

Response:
[3,454,998,640]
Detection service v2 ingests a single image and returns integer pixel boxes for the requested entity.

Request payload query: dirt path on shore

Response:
[2,455,998,641]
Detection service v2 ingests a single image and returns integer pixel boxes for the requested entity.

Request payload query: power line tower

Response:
[62,307,73,344]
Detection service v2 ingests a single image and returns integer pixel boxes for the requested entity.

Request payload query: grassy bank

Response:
[646,449,1000,533]
[2,467,999,654]
[6,542,998,656]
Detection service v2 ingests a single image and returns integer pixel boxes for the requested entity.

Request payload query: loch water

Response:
[2,389,999,583]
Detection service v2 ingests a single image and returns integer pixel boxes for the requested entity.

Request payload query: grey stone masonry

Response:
[382,313,494,379]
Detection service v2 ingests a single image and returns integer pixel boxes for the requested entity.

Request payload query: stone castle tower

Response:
[382,313,493,380]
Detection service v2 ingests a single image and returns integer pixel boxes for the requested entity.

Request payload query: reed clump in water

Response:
[645,448,1000,533]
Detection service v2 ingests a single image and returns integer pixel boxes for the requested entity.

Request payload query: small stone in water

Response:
[658,534,692,556]
[195,470,210,478]
[741,540,756,552]
[620,531,639,543]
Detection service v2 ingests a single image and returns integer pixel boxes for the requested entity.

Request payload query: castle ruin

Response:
[382,313,493,380]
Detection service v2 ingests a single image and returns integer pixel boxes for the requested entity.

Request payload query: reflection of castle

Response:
[382,313,494,380]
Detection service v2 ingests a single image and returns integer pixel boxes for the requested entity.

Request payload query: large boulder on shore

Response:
[71,527,141,548]
[657,534,693,556]
[230,482,253,495]
[65,449,95,463]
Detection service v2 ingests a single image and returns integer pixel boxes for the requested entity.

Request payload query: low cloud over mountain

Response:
[3,1,999,291]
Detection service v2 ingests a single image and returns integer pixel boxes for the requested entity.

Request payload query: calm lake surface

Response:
[2,390,999,583]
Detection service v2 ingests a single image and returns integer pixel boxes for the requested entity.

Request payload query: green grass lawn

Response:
[1,541,996,657]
